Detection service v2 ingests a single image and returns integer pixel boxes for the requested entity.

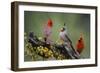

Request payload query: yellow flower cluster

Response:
[25,43,34,56]
[54,51,65,60]
[36,46,54,58]
[24,32,66,61]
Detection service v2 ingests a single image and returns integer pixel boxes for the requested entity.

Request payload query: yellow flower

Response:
[38,37,42,40]
[44,47,49,51]
[44,53,48,57]
[57,56,62,60]
[40,48,44,51]
[33,47,36,50]
[43,49,47,53]
[55,52,59,56]
[50,54,53,57]
[40,51,43,55]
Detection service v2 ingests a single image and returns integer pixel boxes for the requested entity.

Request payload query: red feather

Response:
[76,36,84,54]
[47,19,53,27]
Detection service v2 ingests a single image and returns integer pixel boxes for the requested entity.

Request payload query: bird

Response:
[76,34,84,54]
[43,19,53,44]
[59,23,80,59]
[59,23,72,45]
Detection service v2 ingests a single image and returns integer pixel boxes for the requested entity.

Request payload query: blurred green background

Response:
[24,11,90,59]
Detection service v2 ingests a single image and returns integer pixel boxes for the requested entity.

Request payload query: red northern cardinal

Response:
[76,34,84,54]
[43,19,53,44]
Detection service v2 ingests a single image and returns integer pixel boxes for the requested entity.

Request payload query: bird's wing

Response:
[65,34,72,44]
